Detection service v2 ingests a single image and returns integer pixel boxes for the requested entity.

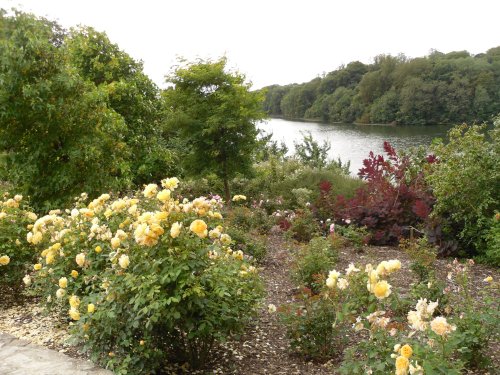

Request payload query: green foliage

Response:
[279,288,348,360]
[225,226,267,263]
[0,10,175,210]
[26,181,263,373]
[446,262,499,370]
[484,213,500,266]
[294,131,331,169]
[292,236,338,293]
[261,48,500,125]
[164,57,266,203]
[339,329,464,375]
[286,209,320,243]
[427,122,499,259]
[400,237,437,283]
[335,224,370,251]
[0,194,37,286]
[66,27,177,185]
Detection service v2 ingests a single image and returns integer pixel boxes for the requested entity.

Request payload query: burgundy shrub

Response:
[335,142,435,245]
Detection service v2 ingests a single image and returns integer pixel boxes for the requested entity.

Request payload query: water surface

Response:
[259,118,452,174]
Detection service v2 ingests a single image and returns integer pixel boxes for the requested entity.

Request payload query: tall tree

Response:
[163,58,265,203]
[0,10,131,209]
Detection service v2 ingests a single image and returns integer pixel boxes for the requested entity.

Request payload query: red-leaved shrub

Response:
[334,142,435,245]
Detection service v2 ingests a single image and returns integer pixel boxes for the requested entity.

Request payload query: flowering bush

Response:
[0,193,38,286]
[292,236,338,294]
[339,259,499,374]
[26,178,263,373]
[281,258,401,360]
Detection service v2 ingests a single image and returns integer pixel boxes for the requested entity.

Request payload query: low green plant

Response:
[483,212,500,266]
[279,288,349,361]
[446,260,499,370]
[286,208,320,243]
[336,224,370,251]
[225,226,267,263]
[292,236,338,293]
[0,193,38,286]
[400,237,437,283]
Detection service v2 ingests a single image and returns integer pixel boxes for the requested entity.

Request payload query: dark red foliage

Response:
[334,142,435,245]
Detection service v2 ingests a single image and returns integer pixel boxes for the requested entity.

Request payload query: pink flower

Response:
[329,223,335,233]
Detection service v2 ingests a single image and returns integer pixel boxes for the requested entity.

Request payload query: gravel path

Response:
[0,332,112,375]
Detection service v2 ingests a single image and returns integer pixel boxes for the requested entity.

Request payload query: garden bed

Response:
[1,231,498,374]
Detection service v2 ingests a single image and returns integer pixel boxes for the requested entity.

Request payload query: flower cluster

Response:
[365,259,401,299]
[392,344,423,375]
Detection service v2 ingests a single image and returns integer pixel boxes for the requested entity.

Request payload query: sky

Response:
[1,0,500,89]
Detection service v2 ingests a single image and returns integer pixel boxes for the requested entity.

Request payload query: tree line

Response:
[262,48,500,125]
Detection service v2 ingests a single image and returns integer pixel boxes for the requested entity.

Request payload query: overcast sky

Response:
[2,0,499,89]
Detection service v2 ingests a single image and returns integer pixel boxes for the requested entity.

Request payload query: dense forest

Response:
[262,48,500,125]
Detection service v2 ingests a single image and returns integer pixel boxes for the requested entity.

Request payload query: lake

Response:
[258,118,452,175]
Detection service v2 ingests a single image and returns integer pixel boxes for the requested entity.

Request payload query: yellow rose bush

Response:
[26,178,263,374]
[0,193,38,286]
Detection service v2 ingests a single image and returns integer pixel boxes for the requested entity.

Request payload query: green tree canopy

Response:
[0,10,131,209]
[163,58,266,203]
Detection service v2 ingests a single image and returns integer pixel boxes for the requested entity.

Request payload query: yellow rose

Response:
[0,255,10,266]
[71,270,79,278]
[119,254,130,269]
[32,231,43,245]
[69,308,80,321]
[400,344,412,359]
[220,233,232,245]
[143,183,158,198]
[46,252,55,265]
[75,253,85,267]
[170,222,182,238]
[483,276,493,283]
[373,280,391,299]
[59,277,68,288]
[430,316,456,336]
[111,237,121,249]
[395,356,409,374]
[189,219,207,238]
[87,303,95,313]
[34,263,42,271]
[0,212,6,219]
[69,295,80,308]
[95,245,102,253]
[56,288,66,299]
[161,177,179,190]
[156,189,171,202]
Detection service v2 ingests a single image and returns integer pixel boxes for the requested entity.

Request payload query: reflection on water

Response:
[258,118,452,175]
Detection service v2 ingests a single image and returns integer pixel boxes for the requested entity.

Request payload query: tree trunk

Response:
[223,176,231,207]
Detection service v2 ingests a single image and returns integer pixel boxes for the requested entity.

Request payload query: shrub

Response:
[286,208,320,243]
[281,259,403,361]
[336,142,435,245]
[335,223,370,251]
[225,226,267,263]
[426,122,499,260]
[280,288,348,360]
[0,193,37,286]
[292,236,338,293]
[445,260,499,370]
[484,213,500,266]
[26,179,263,373]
